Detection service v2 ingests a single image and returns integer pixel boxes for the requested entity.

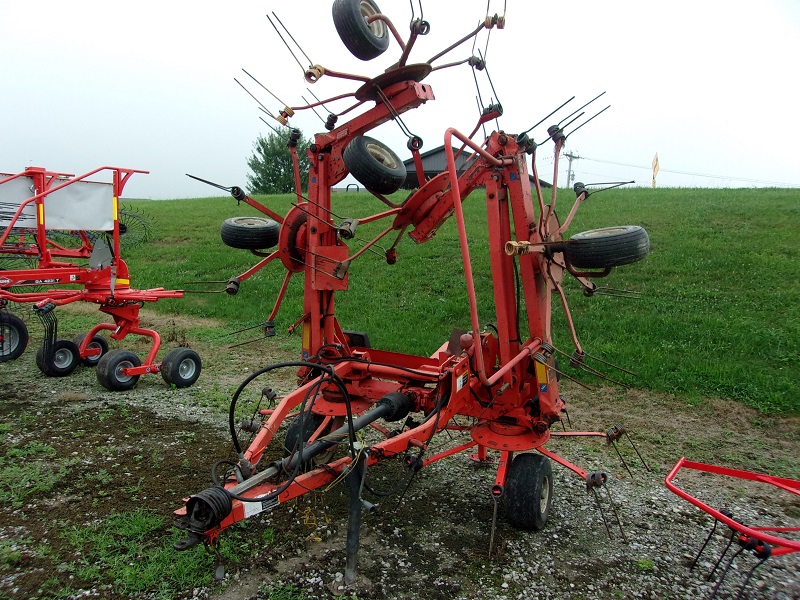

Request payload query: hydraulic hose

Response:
[228,361,332,455]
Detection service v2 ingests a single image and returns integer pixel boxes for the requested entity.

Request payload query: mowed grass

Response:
[123,186,799,414]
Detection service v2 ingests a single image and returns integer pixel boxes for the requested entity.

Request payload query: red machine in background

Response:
[175,0,651,584]
[0,166,201,391]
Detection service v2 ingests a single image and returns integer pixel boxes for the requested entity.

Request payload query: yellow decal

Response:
[116,278,130,285]
[38,204,44,225]
[535,361,550,393]
[113,196,119,220]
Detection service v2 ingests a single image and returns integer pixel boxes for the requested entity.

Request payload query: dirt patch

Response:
[0,318,798,600]
[0,382,235,598]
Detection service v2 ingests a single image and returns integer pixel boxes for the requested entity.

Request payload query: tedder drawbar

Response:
[175,0,652,585]
[0,166,201,391]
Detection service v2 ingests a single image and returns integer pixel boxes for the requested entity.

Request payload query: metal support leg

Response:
[344,451,367,585]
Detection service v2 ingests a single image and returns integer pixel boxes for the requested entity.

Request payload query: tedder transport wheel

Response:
[0,312,28,362]
[504,453,553,531]
[161,347,202,388]
[285,411,338,466]
[564,225,650,270]
[35,340,81,377]
[332,0,390,61]
[343,136,407,195]
[72,333,109,367]
[220,217,280,250]
[97,349,141,391]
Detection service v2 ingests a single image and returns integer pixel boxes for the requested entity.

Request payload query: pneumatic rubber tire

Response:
[35,339,81,377]
[504,453,553,531]
[220,217,280,250]
[332,0,390,61]
[161,347,202,388]
[343,136,407,195]
[0,312,28,362]
[285,412,337,466]
[72,333,109,367]
[564,225,650,270]
[97,349,141,391]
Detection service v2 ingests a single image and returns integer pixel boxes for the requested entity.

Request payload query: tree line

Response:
[246,129,311,194]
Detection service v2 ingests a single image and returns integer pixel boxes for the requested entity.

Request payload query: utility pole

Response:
[564,151,580,188]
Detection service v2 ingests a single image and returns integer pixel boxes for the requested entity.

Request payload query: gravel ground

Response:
[205,441,799,600]
[1,312,798,600]
[142,370,800,600]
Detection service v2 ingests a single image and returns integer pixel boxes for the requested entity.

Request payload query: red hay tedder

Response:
[170,0,794,594]
[174,0,654,584]
[0,166,201,391]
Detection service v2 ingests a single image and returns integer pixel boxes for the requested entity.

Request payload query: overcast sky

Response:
[2,1,798,199]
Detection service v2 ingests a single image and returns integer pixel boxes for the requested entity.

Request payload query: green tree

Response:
[246,128,311,194]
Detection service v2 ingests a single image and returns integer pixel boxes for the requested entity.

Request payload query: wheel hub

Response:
[366,143,397,168]
[359,1,385,38]
[53,348,72,368]
[1,330,18,353]
[540,475,551,513]
[178,358,196,379]
[115,361,135,382]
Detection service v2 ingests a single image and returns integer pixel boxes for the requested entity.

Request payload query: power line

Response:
[577,155,800,187]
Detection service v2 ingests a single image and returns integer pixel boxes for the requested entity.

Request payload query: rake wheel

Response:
[221,217,280,250]
[97,349,141,391]
[332,0,390,61]
[72,333,109,367]
[343,136,406,195]
[35,339,81,377]
[564,225,650,270]
[161,347,202,388]
[0,312,28,362]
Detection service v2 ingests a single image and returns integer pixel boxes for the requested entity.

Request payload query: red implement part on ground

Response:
[666,458,800,557]
[665,458,799,596]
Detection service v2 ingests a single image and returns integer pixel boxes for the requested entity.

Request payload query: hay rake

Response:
[0,166,201,391]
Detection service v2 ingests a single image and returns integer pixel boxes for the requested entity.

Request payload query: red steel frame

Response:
[178,75,617,544]
[0,166,183,374]
[665,457,800,557]
[0,166,143,265]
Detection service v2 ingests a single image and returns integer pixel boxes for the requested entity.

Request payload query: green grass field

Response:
[122,186,799,414]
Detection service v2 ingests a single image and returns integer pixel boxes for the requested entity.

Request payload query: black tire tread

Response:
[0,312,28,362]
[565,225,650,269]
[343,136,406,195]
[504,453,553,531]
[220,217,280,250]
[72,333,109,367]
[35,339,80,377]
[285,412,326,454]
[161,347,202,388]
[96,349,141,391]
[332,0,390,61]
